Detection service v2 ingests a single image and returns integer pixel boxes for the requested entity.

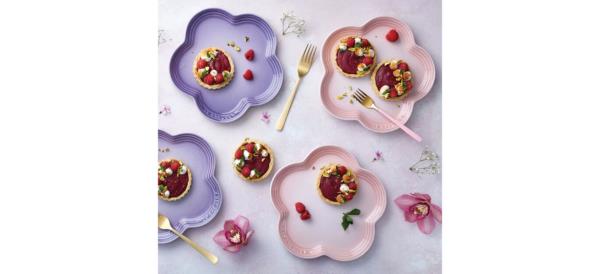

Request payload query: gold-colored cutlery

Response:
[158,214,219,265]
[352,88,422,142]
[276,43,317,131]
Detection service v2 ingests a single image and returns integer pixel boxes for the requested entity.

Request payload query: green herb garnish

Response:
[341,208,361,230]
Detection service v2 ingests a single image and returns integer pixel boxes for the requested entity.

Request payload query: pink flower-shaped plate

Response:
[270,146,386,261]
[321,17,436,133]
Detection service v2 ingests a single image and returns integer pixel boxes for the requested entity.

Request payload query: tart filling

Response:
[158,159,192,201]
[233,138,274,182]
[334,36,376,78]
[193,47,234,90]
[371,59,413,100]
[317,164,358,205]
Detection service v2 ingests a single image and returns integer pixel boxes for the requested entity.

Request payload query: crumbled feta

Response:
[357,63,367,71]
[354,37,361,44]
[201,55,211,62]
[340,184,350,193]
[210,69,218,76]
[255,143,261,151]
[179,165,187,175]
[164,190,170,197]
[355,48,364,56]
[339,43,347,50]
[250,169,256,178]
[367,49,375,57]
[233,159,243,167]
[379,85,390,95]
[243,150,250,160]
[261,149,269,157]
[165,168,173,175]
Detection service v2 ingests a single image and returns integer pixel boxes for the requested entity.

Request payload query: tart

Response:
[334,36,376,78]
[232,138,274,182]
[317,164,358,205]
[158,158,192,201]
[371,59,414,101]
[193,47,234,90]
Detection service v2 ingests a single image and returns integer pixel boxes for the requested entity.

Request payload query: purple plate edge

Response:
[158,130,223,244]
[169,8,284,123]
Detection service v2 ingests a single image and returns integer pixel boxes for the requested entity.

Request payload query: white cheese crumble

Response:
[261,149,268,157]
[179,165,187,175]
[243,150,250,160]
[165,168,173,175]
[340,184,350,193]
[210,69,218,76]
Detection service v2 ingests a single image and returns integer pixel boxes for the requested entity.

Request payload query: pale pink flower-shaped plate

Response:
[270,146,387,261]
[321,17,436,133]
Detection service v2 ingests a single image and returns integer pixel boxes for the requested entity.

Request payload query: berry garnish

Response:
[300,211,311,220]
[244,49,255,61]
[160,161,169,168]
[170,161,180,171]
[245,142,255,153]
[346,38,355,47]
[362,39,370,47]
[399,62,409,71]
[348,182,357,190]
[337,165,347,175]
[215,73,224,84]
[235,149,243,159]
[197,59,208,69]
[203,75,214,85]
[406,81,413,91]
[241,166,251,177]
[389,88,398,98]
[363,57,373,65]
[345,193,354,201]
[243,69,253,80]
[295,202,306,213]
[386,29,399,42]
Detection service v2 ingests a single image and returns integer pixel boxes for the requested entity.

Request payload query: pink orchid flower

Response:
[394,193,442,234]
[213,215,254,252]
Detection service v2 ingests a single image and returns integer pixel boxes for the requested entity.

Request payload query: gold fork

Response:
[352,88,422,142]
[276,43,317,131]
[158,214,219,265]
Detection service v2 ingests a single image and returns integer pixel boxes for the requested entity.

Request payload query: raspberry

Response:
[390,88,398,98]
[215,73,224,84]
[337,165,347,175]
[197,59,208,69]
[160,161,169,168]
[345,193,354,201]
[386,29,399,42]
[300,211,311,220]
[170,161,180,171]
[241,166,251,177]
[235,149,243,159]
[203,75,214,85]
[363,57,373,65]
[295,202,306,213]
[245,142,254,153]
[406,81,413,91]
[399,62,409,71]
[243,69,253,80]
[362,39,370,47]
[346,37,355,47]
[348,182,357,190]
[244,49,255,61]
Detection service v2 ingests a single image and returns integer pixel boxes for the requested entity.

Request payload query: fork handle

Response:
[372,106,422,142]
[170,229,219,265]
[276,78,301,131]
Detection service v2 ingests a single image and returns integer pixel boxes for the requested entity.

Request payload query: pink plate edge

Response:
[270,146,387,261]
[320,16,436,133]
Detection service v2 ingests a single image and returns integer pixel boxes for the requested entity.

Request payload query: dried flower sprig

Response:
[158,29,172,46]
[260,111,271,124]
[372,150,383,162]
[158,147,170,153]
[281,11,305,37]
[159,105,171,115]
[409,147,440,175]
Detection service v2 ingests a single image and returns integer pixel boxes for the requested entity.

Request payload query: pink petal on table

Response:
[417,215,437,234]
[224,244,242,253]
[234,215,250,234]
[224,220,236,231]
[213,230,231,248]
[431,204,442,223]
[395,194,419,211]
[243,229,254,245]
[411,193,431,202]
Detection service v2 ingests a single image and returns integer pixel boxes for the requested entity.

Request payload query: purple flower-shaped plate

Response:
[170,8,283,123]
[158,130,223,244]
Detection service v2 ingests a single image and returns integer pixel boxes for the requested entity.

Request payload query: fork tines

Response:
[352,88,369,103]
[301,43,316,65]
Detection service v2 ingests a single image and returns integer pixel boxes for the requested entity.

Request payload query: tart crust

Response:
[316,163,358,205]
[232,138,274,183]
[192,47,235,90]
[158,158,192,202]
[333,36,376,78]
[371,60,411,101]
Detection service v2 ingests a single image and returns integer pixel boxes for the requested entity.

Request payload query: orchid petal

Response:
[224,220,236,231]
[234,215,250,234]
[404,210,419,222]
[224,244,242,253]
[430,204,442,223]
[394,194,420,211]
[411,193,431,202]
[417,216,437,234]
[244,230,254,245]
[213,230,231,248]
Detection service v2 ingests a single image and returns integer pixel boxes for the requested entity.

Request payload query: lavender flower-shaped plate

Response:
[170,8,283,123]
[158,130,223,244]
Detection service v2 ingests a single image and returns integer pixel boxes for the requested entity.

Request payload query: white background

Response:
[1,0,600,274]
[158,0,440,273]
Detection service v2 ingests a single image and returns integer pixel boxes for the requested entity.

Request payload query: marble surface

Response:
[158,0,441,273]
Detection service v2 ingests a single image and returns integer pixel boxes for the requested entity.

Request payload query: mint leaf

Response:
[345,208,361,216]
[342,220,350,230]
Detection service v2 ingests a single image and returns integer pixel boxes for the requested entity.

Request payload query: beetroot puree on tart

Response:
[317,164,358,205]
[372,60,413,100]
[233,139,273,181]
[158,159,191,201]
[194,48,234,88]
[334,36,375,77]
